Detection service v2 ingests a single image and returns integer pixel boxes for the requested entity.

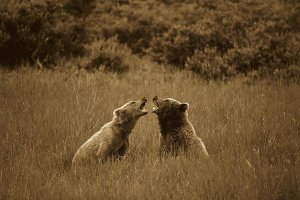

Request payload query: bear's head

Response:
[113,97,148,121]
[152,96,189,120]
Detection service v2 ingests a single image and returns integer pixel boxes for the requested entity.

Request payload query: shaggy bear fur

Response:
[72,97,148,165]
[152,96,209,158]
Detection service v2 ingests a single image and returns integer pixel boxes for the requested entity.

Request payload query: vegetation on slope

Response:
[0,0,299,80]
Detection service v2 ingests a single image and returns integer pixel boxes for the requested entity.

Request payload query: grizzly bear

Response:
[152,96,209,158]
[72,97,148,165]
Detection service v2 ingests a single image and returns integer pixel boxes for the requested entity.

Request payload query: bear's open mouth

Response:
[140,102,146,110]
[152,101,159,112]
[139,101,148,115]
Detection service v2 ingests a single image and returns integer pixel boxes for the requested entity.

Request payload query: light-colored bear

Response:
[152,96,209,158]
[72,97,148,165]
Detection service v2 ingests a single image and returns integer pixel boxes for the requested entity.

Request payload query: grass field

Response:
[0,68,299,200]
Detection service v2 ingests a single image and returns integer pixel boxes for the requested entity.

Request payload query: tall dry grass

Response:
[0,69,299,200]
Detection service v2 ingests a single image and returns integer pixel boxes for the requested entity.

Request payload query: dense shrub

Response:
[85,38,130,74]
[273,66,300,81]
[150,26,233,68]
[103,14,168,55]
[185,48,236,81]
[150,27,199,68]
[0,2,86,68]
[63,0,96,17]
[185,33,300,80]
[219,21,300,76]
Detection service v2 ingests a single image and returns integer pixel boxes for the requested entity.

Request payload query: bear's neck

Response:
[158,115,188,135]
[112,116,137,133]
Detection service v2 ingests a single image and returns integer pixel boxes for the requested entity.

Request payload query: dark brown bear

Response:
[152,96,209,158]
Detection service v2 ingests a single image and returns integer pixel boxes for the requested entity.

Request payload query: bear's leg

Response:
[96,143,111,163]
[116,138,129,157]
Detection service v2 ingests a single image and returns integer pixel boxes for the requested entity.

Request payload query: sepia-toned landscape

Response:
[1,0,299,199]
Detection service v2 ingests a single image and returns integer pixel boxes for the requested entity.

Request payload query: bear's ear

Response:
[180,103,189,111]
[113,109,123,116]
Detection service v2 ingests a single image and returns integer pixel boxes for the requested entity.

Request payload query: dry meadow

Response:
[1,0,300,199]
[0,67,299,200]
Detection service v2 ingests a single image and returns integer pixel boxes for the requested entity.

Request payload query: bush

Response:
[185,33,300,80]
[273,66,300,80]
[0,2,86,68]
[224,33,300,77]
[185,48,236,81]
[85,38,131,74]
[63,0,96,17]
[103,15,168,55]
[150,27,204,68]
[150,26,233,68]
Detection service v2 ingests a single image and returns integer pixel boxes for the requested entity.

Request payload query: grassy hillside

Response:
[0,68,299,199]
[1,0,299,199]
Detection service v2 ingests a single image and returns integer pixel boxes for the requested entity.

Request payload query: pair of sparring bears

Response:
[72,96,209,165]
